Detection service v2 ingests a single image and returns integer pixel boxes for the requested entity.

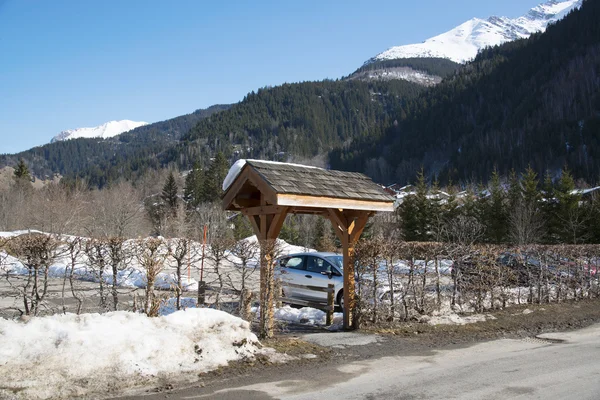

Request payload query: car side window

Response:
[283,256,305,270]
[306,256,332,274]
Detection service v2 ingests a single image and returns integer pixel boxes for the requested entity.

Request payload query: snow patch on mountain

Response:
[367,0,582,64]
[348,67,442,86]
[50,120,148,143]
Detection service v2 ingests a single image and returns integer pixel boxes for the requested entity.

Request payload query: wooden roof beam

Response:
[277,194,394,212]
[242,205,287,216]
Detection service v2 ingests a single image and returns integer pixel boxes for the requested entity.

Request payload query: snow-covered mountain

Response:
[365,0,582,65]
[50,120,148,143]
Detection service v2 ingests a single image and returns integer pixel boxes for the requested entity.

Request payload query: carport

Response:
[222,160,394,337]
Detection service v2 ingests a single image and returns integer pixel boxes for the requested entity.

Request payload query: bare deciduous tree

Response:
[62,236,84,314]
[509,200,545,245]
[227,238,260,320]
[8,233,60,316]
[86,182,146,238]
[441,215,486,246]
[167,237,194,311]
[135,238,168,317]
[84,238,110,312]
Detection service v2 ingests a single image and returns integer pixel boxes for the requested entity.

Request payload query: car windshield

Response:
[325,255,343,270]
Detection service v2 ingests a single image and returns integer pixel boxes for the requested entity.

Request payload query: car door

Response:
[278,255,307,300]
[303,255,336,302]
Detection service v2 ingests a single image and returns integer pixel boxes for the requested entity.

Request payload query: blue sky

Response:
[0,0,543,154]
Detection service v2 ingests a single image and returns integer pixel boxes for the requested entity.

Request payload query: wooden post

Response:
[275,278,283,308]
[197,281,206,306]
[327,209,371,330]
[326,283,335,326]
[246,201,289,339]
[258,241,275,338]
[242,288,253,321]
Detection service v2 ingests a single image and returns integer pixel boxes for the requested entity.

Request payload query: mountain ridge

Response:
[50,120,148,143]
[365,0,582,64]
[331,0,600,185]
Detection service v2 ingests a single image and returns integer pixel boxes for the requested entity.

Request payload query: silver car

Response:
[276,252,345,308]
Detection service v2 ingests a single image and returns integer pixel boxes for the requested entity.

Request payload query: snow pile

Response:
[50,120,148,143]
[366,0,582,64]
[0,252,28,275]
[0,309,259,399]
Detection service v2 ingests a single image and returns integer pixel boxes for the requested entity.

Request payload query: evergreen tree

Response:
[280,215,300,245]
[232,214,254,240]
[183,162,204,210]
[13,158,30,181]
[585,194,600,244]
[413,169,430,241]
[540,170,557,243]
[161,172,179,217]
[554,167,583,243]
[461,185,479,220]
[313,216,336,251]
[429,178,444,240]
[442,181,460,222]
[202,152,229,203]
[398,195,419,241]
[484,168,508,243]
[507,169,521,210]
[522,166,540,207]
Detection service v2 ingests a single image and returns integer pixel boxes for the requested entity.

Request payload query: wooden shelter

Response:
[222,160,394,336]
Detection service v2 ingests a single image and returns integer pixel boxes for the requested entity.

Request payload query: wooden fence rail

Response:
[278,282,336,326]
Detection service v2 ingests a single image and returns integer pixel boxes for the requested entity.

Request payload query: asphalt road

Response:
[120,324,600,400]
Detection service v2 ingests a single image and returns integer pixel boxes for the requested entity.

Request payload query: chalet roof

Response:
[244,160,394,202]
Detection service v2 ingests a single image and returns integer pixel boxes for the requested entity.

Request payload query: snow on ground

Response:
[0,309,259,400]
[159,296,199,316]
[252,305,343,327]
[421,312,497,326]
[0,248,200,292]
[274,305,342,326]
[0,231,312,293]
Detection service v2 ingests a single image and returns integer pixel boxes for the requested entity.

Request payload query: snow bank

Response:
[0,309,259,399]
[0,252,28,275]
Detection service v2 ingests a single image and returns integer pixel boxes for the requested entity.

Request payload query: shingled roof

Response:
[243,160,393,202]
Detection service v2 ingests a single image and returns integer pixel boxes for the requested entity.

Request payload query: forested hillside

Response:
[331,0,600,185]
[165,79,424,168]
[0,105,229,187]
[4,1,598,189]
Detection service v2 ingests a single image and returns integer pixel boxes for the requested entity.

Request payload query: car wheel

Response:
[337,290,344,311]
